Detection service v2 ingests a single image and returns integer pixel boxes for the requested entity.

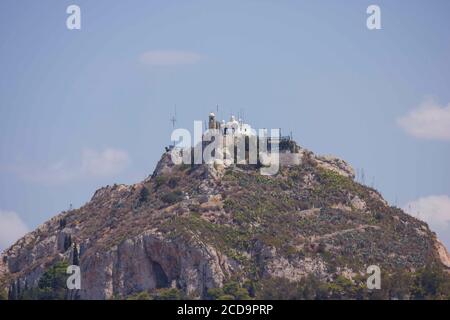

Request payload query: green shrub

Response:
[18,261,70,300]
[0,289,8,300]
[127,291,152,300]
[139,186,150,203]
[168,177,179,189]
[218,294,235,300]
[154,175,168,188]
[207,282,251,300]
[412,264,450,299]
[161,190,183,205]
[154,288,183,300]
[36,261,70,300]
[207,287,224,300]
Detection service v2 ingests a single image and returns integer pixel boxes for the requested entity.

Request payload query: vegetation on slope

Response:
[2,149,450,300]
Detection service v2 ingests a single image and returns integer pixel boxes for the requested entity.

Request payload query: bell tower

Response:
[208,112,216,129]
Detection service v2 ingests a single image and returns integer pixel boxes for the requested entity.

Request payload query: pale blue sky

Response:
[1,0,450,250]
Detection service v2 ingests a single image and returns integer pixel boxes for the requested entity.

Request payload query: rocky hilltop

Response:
[1,142,450,300]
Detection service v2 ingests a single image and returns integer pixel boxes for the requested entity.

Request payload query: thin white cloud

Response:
[20,160,78,184]
[0,210,28,252]
[403,195,450,249]
[397,99,450,141]
[11,148,130,185]
[139,50,202,66]
[81,148,130,177]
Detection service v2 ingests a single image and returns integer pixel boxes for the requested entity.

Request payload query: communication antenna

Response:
[216,104,220,123]
[69,203,73,211]
[170,105,177,146]
[170,105,177,129]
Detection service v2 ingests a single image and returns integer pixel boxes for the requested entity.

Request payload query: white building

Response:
[208,113,255,137]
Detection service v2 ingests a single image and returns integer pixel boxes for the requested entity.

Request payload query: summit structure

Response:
[208,113,254,137]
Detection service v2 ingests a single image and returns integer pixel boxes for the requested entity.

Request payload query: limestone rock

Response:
[1,141,449,300]
[315,154,355,179]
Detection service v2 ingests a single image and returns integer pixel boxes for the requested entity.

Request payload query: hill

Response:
[1,142,450,300]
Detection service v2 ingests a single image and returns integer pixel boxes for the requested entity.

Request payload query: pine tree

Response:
[72,244,79,266]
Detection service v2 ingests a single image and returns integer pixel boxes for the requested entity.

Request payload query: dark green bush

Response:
[161,190,183,205]
[154,175,168,188]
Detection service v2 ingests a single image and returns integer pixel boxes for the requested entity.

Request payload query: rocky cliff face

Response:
[1,143,449,300]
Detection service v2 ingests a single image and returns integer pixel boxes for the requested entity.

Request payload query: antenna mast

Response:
[170,105,177,128]
[170,105,177,146]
